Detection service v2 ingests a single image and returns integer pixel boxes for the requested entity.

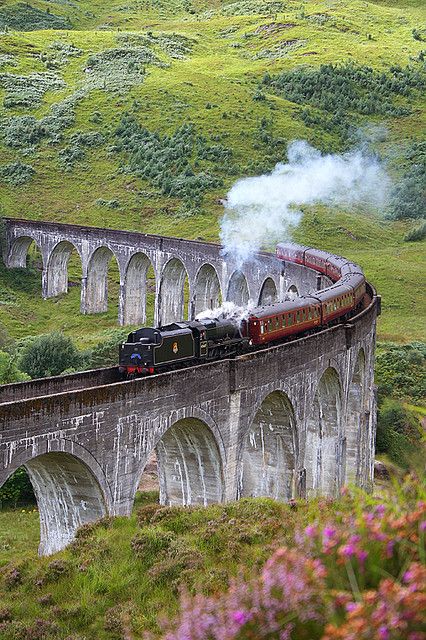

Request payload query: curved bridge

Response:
[0,219,379,556]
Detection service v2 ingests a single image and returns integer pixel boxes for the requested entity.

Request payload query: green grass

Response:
[0,0,424,346]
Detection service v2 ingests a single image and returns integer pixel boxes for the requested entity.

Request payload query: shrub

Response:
[18,332,81,379]
[375,342,426,402]
[0,72,65,109]
[0,350,29,383]
[0,161,35,186]
[0,3,71,31]
[404,220,426,241]
[389,142,426,220]
[376,398,421,467]
[0,467,35,508]
[82,328,129,369]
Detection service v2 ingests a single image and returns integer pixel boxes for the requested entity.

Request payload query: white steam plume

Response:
[195,300,255,325]
[220,140,391,266]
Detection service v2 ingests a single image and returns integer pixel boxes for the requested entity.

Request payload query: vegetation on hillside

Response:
[0,477,424,639]
[0,0,424,345]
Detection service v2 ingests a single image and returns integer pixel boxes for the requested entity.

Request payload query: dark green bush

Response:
[0,350,29,384]
[389,142,426,220]
[82,328,129,369]
[0,468,35,508]
[18,332,81,379]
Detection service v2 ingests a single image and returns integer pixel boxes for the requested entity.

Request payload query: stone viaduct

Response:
[0,219,379,556]
[4,218,323,326]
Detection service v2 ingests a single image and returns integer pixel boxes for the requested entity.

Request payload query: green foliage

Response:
[0,3,71,31]
[0,350,29,384]
[404,220,426,241]
[0,71,65,109]
[82,328,129,369]
[0,468,34,508]
[18,331,81,379]
[376,397,421,466]
[0,161,34,186]
[116,118,229,208]
[389,142,426,220]
[59,130,104,170]
[375,342,426,402]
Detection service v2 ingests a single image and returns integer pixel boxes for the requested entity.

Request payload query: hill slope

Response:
[0,0,425,345]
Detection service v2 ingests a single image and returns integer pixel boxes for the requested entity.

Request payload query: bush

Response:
[0,350,29,384]
[0,161,34,186]
[375,342,426,402]
[18,332,81,379]
[0,3,71,31]
[376,398,421,467]
[0,468,35,508]
[404,220,426,241]
[0,72,65,109]
[389,142,426,220]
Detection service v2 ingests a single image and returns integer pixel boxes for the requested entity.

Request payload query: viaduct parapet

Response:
[0,219,379,556]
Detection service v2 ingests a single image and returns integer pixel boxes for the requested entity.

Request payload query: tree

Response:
[18,332,81,379]
[0,350,29,384]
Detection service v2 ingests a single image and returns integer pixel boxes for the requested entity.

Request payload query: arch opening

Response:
[7,235,42,269]
[346,350,366,486]
[4,453,108,556]
[158,258,189,326]
[85,246,120,315]
[123,252,155,326]
[226,270,249,307]
[306,367,343,497]
[194,264,222,316]
[240,391,297,501]
[46,241,81,299]
[156,418,224,506]
[287,284,299,300]
[258,277,278,306]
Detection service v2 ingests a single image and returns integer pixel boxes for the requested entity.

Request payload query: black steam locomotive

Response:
[119,318,247,376]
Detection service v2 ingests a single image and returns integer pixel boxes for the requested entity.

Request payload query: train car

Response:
[314,283,354,324]
[342,272,366,307]
[242,297,322,346]
[276,242,310,265]
[303,248,330,275]
[340,261,364,278]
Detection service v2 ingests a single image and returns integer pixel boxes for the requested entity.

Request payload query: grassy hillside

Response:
[0,0,425,346]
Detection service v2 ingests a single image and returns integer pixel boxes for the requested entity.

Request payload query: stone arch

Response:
[1,442,111,556]
[123,252,155,326]
[239,391,297,501]
[46,240,81,298]
[258,277,278,306]
[158,257,189,326]
[156,417,224,506]
[85,246,120,314]
[306,367,343,497]
[287,284,299,299]
[346,349,366,485]
[7,235,43,269]
[194,263,222,316]
[226,270,249,306]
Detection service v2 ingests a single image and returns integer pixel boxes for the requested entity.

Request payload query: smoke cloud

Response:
[220,140,391,266]
[195,300,255,325]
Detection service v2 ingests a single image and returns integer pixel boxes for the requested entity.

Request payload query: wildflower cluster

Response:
[158,479,426,640]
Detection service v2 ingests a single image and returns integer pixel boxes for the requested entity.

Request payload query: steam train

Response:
[119,243,367,376]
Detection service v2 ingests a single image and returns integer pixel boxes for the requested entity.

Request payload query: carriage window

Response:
[260,323,264,334]
[275,317,280,328]
[282,315,285,327]
[296,311,300,322]
[288,315,293,326]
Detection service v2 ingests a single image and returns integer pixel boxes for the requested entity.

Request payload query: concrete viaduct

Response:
[0,219,379,556]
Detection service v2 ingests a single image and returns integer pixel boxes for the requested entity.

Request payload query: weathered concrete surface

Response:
[4,219,323,326]
[0,291,378,555]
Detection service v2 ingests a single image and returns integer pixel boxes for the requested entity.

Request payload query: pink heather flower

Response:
[323,526,336,538]
[346,602,357,613]
[305,525,317,538]
[386,540,395,558]
[340,544,355,558]
[419,521,426,532]
[376,504,386,516]
[403,570,414,583]
[357,550,368,563]
[232,610,250,626]
[378,625,390,640]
